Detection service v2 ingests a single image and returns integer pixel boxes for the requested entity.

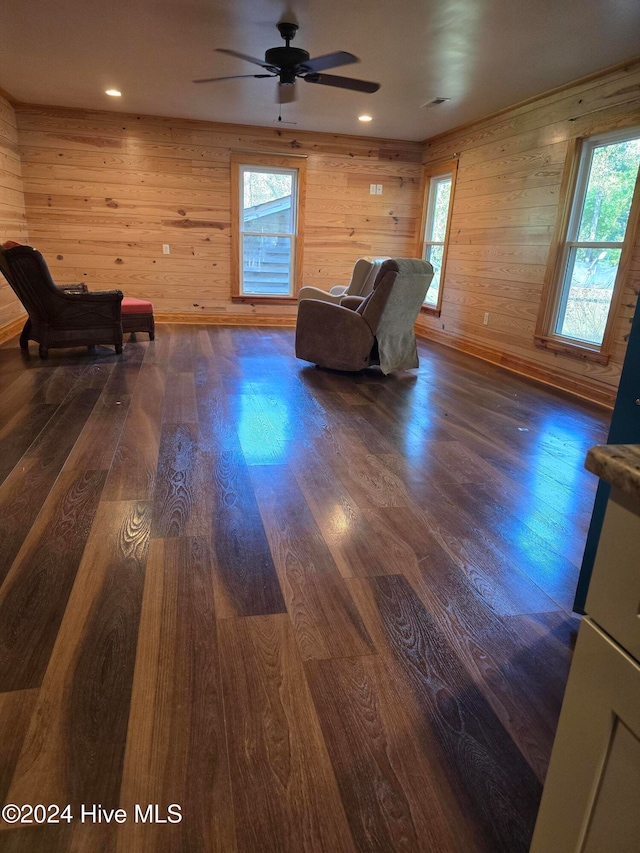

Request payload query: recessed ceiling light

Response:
[358,115,373,122]
[105,89,122,97]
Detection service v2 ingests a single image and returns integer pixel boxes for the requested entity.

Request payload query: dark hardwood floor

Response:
[0,325,609,852]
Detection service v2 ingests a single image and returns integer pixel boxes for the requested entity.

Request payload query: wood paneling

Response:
[0,94,28,330]
[417,59,640,405]
[15,107,422,321]
[0,316,25,345]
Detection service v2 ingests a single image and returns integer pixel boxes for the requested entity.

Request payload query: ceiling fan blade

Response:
[215,48,273,69]
[299,51,359,73]
[193,73,274,84]
[303,73,380,93]
[277,84,297,104]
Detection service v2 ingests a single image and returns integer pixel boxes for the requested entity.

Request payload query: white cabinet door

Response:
[586,491,640,661]
[530,617,640,853]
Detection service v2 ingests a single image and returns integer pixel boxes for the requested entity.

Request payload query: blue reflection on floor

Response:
[236,385,291,466]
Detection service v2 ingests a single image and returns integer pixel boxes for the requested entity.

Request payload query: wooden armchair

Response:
[0,244,154,358]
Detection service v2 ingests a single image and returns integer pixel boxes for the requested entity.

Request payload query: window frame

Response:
[535,129,640,363]
[231,152,307,303]
[416,158,458,317]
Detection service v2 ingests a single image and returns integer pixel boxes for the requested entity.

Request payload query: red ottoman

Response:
[121,297,155,340]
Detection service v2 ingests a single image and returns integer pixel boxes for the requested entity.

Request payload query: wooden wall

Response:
[15,106,422,324]
[416,60,640,406]
[0,94,28,332]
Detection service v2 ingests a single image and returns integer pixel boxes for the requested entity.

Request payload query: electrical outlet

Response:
[162,244,170,254]
[376,184,383,194]
[483,312,490,325]
[370,184,377,195]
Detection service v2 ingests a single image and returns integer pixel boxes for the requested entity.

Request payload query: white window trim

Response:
[417,160,458,315]
[535,127,640,362]
[239,165,298,298]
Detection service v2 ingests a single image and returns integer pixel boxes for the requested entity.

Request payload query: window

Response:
[231,154,306,301]
[418,160,457,313]
[536,129,640,359]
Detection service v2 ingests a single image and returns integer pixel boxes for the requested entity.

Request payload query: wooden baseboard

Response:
[155,312,297,327]
[417,326,616,409]
[0,316,26,345]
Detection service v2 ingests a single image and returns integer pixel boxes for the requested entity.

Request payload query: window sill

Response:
[420,305,441,318]
[232,295,298,305]
[534,334,610,365]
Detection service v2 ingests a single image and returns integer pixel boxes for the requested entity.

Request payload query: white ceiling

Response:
[2,0,639,142]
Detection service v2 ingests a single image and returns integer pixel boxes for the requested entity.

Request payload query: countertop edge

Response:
[585,444,640,503]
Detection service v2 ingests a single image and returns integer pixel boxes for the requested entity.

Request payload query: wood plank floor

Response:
[0,326,609,853]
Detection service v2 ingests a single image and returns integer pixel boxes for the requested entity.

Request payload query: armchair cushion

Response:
[298,257,389,305]
[122,296,154,314]
[339,295,366,311]
[329,284,349,296]
[358,257,388,298]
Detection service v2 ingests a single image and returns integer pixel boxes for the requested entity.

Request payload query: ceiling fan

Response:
[193,21,380,103]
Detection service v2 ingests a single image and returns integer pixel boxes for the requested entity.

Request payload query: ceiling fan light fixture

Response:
[105,89,122,97]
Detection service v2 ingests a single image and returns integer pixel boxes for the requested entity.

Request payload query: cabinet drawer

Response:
[586,490,640,659]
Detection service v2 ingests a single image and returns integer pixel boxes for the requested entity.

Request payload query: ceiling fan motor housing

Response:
[265,47,310,69]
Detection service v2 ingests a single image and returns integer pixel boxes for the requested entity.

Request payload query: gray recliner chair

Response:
[295,258,434,374]
[297,257,388,305]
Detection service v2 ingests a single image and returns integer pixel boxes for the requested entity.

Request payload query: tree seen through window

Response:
[557,135,640,345]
